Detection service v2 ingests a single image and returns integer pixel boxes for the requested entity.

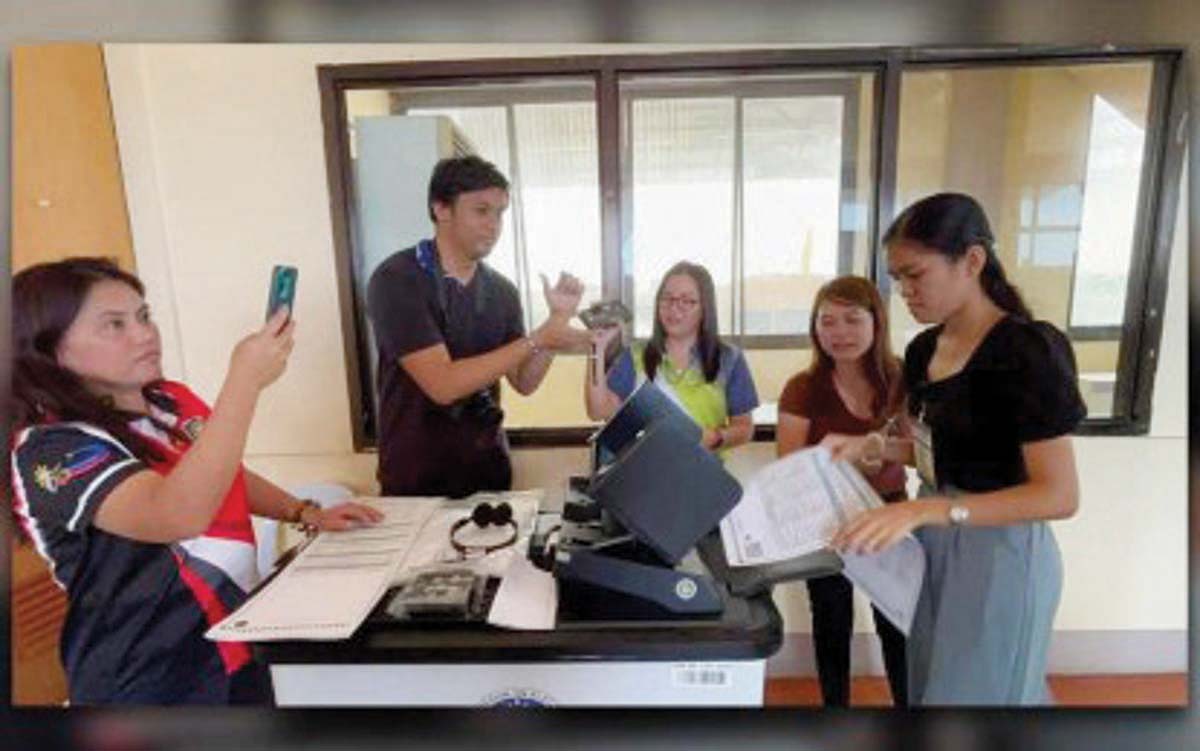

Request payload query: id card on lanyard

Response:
[912,406,937,488]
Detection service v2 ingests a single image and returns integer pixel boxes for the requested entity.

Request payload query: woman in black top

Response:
[824,193,1086,705]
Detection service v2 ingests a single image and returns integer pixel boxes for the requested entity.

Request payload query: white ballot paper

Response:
[719,446,925,635]
[206,497,441,642]
[840,538,925,637]
[486,552,558,631]
[720,446,873,566]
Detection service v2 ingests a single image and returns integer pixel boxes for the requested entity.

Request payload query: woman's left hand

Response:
[315,501,385,532]
[831,500,943,555]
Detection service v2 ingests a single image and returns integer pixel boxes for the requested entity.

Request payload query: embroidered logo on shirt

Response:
[33,464,70,493]
[31,443,115,493]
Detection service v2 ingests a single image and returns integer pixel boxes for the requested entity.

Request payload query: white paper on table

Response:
[391,489,542,585]
[485,552,558,631]
[206,497,441,642]
[840,535,925,637]
[719,447,873,567]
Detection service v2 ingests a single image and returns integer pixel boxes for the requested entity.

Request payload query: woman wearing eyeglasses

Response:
[583,261,759,457]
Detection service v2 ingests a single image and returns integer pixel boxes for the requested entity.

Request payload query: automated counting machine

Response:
[534,381,845,621]
[536,383,751,620]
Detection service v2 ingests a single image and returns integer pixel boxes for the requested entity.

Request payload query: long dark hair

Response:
[13,257,177,465]
[883,192,1032,319]
[806,275,903,420]
[644,261,722,383]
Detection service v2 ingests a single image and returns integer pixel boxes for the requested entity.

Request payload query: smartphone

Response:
[578,300,632,330]
[266,265,298,323]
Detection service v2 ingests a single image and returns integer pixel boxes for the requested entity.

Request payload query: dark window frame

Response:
[317,45,1184,449]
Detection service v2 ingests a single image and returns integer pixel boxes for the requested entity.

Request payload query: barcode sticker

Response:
[672,663,732,688]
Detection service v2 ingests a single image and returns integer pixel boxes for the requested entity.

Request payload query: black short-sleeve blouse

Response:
[903,316,1087,493]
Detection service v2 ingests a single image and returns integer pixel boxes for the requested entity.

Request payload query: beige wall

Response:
[104,44,1188,654]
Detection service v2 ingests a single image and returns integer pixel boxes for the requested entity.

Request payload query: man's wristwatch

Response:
[948,504,970,526]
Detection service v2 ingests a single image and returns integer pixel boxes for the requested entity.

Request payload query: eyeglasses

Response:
[658,295,700,312]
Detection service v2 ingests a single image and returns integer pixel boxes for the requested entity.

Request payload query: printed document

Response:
[486,552,558,631]
[718,446,924,634]
[206,497,440,641]
[841,538,925,637]
[720,446,875,567]
[207,490,544,642]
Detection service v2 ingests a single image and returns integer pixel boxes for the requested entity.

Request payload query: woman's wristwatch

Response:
[947,504,970,526]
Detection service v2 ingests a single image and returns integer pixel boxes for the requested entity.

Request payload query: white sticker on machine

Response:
[672,662,733,688]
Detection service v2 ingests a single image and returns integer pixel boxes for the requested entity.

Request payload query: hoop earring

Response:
[449,501,518,558]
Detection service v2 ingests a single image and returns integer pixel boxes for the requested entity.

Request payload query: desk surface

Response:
[256,588,782,665]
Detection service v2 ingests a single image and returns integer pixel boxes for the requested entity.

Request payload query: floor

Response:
[764,674,1189,707]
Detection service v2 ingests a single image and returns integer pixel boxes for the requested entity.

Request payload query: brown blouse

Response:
[778,368,907,502]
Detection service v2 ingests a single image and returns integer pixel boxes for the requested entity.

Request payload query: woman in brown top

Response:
[776,275,907,707]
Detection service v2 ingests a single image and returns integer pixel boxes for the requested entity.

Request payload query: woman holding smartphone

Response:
[824,193,1086,705]
[10,257,382,704]
[776,275,908,707]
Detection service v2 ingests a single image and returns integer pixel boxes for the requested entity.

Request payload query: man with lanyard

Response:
[366,155,590,498]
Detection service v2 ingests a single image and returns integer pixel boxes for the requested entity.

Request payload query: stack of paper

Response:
[206,497,441,642]
[207,490,551,642]
[718,447,925,636]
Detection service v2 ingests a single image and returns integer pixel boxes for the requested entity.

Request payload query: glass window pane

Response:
[895,62,1154,418]
[1072,95,1146,327]
[406,106,519,285]
[628,96,736,338]
[512,101,602,326]
[1033,230,1078,267]
[1037,184,1083,226]
[742,96,843,336]
[620,71,877,426]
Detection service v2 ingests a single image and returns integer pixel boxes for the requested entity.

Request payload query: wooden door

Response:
[11,42,135,705]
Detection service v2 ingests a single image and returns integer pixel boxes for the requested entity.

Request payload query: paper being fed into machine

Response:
[718,446,925,636]
[719,446,877,567]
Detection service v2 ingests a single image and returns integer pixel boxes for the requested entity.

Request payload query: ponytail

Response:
[980,252,1031,320]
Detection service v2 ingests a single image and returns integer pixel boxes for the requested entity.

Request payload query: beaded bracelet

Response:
[290,499,322,535]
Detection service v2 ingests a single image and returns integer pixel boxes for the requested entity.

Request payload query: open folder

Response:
[705,447,925,636]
